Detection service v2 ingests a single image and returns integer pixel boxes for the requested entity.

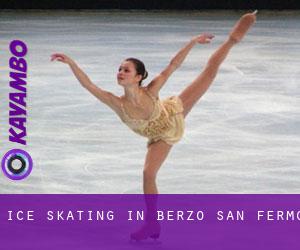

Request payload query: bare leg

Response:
[179,38,235,117]
[179,12,256,117]
[130,140,172,241]
[143,140,172,194]
[143,140,172,225]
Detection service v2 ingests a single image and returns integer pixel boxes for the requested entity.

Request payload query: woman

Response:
[51,11,257,240]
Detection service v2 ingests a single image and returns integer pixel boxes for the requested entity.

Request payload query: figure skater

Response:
[51,11,257,241]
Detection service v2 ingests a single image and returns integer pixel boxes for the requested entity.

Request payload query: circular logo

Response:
[1,149,33,180]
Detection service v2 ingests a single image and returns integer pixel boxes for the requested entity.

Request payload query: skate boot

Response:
[130,221,161,241]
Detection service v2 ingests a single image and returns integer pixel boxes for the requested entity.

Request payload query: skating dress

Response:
[120,90,185,146]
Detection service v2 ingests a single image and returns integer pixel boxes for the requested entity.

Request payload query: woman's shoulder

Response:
[143,86,159,100]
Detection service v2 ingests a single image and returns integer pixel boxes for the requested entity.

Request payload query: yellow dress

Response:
[120,91,185,146]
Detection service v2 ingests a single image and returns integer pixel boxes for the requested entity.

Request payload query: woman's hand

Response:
[192,33,215,44]
[50,53,74,65]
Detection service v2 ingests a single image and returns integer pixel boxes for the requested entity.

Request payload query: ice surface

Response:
[0,10,299,193]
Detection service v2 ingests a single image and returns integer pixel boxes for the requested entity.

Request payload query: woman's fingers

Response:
[205,35,214,43]
[51,56,63,62]
[50,55,58,61]
[203,33,215,39]
[50,53,65,62]
[50,54,59,61]
[51,53,65,57]
[196,33,214,44]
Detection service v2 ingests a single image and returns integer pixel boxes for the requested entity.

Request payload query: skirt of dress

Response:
[147,96,185,147]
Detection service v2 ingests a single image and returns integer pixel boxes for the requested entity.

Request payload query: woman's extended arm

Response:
[51,53,121,114]
[147,33,214,96]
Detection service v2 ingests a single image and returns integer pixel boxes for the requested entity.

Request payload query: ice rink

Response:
[0,10,299,193]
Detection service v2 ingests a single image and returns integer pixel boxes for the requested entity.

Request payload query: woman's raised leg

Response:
[179,12,256,117]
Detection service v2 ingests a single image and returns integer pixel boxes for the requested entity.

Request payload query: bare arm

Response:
[147,33,214,96]
[51,53,122,114]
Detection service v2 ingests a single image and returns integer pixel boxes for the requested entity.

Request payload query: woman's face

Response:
[117,60,142,86]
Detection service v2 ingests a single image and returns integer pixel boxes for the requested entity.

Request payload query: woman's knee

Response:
[204,63,218,78]
[143,168,157,183]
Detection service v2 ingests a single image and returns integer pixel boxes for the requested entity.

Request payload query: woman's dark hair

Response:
[126,58,148,86]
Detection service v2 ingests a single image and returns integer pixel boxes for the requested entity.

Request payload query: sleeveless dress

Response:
[119,91,185,147]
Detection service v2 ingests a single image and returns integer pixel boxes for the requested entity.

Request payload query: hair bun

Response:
[125,57,147,86]
[143,70,148,80]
